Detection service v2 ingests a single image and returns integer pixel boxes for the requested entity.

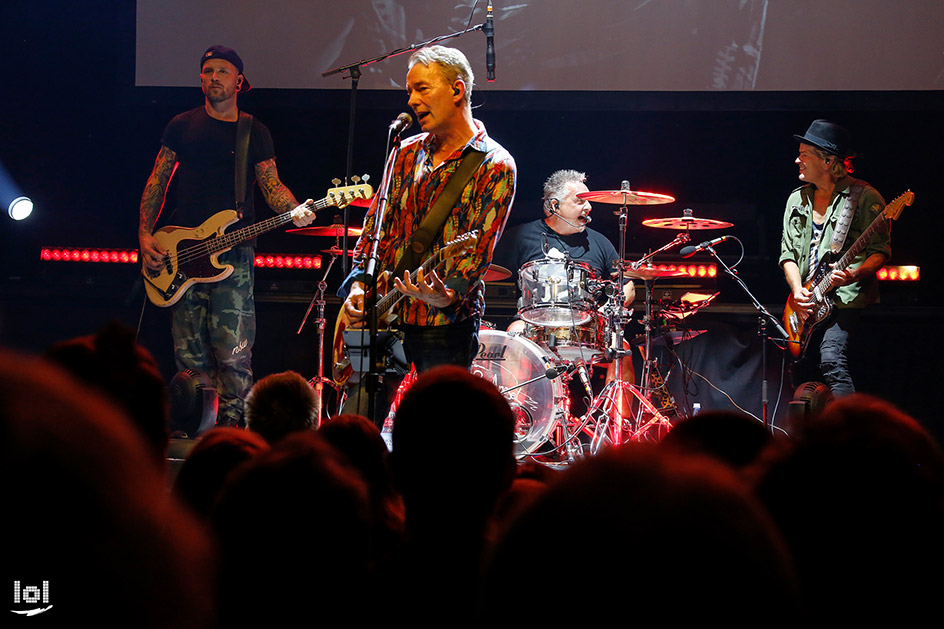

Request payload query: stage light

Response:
[8,196,33,220]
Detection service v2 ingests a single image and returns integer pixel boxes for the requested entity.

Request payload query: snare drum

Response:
[517,259,597,327]
[471,330,567,458]
[525,313,606,363]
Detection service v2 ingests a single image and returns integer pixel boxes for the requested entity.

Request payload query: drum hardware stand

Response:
[297,251,341,427]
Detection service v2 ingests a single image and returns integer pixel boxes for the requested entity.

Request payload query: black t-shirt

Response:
[493,218,620,279]
[161,107,275,232]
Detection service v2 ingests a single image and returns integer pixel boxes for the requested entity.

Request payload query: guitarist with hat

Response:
[779,119,892,397]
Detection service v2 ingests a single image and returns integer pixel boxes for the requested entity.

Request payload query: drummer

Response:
[494,169,635,323]
[493,169,635,381]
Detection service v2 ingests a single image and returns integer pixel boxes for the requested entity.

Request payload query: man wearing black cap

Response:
[779,119,891,396]
[138,45,316,427]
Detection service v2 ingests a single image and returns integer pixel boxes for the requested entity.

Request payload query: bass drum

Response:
[471,330,566,458]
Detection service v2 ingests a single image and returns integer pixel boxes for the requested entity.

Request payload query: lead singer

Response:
[339,45,516,420]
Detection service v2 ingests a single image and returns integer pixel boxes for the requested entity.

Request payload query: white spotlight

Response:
[8,196,33,220]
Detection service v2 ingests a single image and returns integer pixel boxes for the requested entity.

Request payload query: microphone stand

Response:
[358,133,403,426]
[296,253,339,427]
[322,22,488,276]
[701,245,790,431]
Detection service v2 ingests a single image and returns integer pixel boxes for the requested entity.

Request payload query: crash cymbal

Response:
[577,189,675,205]
[348,196,372,208]
[483,264,512,282]
[287,225,363,237]
[321,247,355,257]
[614,266,689,281]
[641,208,733,230]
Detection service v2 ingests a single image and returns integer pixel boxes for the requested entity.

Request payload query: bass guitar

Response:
[331,231,480,386]
[142,181,373,307]
[782,190,913,359]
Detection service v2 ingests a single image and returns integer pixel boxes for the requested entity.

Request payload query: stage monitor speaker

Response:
[168,369,218,438]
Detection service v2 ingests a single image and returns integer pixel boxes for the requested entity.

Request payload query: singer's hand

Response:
[394,268,457,308]
[343,282,366,323]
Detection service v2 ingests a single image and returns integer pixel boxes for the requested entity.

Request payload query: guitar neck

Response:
[206,196,336,254]
[815,211,887,295]
[376,250,443,315]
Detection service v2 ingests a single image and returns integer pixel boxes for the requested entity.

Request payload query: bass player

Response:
[138,45,316,428]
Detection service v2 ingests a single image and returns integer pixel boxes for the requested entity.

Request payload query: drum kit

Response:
[292,183,733,464]
[471,185,733,463]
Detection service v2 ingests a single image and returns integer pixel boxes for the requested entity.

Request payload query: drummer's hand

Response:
[622,279,636,306]
[394,268,457,308]
[343,282,366,323]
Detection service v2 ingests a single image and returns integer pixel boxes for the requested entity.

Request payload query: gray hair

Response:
[543,169,587,205]
[408,45,474,105]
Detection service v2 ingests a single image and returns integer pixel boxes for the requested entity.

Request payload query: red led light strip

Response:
[37,250,919,281]
[40,248,321,269]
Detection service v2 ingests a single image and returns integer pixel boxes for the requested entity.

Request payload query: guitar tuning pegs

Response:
[361,174,370,182]
[331,178,342,186]
[351,175,361,184]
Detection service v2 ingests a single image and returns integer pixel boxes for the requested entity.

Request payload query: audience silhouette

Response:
[751,393,944,622]
[244,370,318,444]
[9,322,944,625]
[44,320,170,464]
[2,350,217,626]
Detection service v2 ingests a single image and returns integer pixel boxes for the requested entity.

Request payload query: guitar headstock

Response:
[441,230,480,259]
[327,175,374,210]
[884,190,914,221]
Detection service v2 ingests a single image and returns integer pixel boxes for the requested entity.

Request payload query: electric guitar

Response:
[142,181,373,307]
[331,231,480,386]
[782,190,913,359]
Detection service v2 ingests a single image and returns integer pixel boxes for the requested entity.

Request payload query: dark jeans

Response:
[341,317,481,426]
[792,307,861,398]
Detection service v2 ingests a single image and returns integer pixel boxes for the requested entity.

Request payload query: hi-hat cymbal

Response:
[577,189,676,205]
[483,264,512,282]
[642,208,733,230]
[287,225,363,237]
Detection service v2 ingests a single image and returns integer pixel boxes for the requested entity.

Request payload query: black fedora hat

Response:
[793,119,855,158]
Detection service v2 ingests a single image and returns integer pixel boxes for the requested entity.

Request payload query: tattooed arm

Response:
[255,158,315,226]
[139,146,177,272]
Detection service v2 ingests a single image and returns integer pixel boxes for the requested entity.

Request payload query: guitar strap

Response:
[828,181,865,254]
[234,111,254,218]
[391,147,486,279]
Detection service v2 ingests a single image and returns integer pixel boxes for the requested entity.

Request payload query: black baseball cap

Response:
[200,45,251,91]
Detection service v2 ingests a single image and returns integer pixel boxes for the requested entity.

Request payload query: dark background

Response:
[1,2,941,440]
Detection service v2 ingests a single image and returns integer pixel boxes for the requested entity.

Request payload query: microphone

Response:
[484,1,495,81]
[389,112,413,135]
[679,235,733,258]
[548,203,591,228]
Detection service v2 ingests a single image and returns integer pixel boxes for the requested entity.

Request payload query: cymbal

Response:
[287,225,363,237]
[614,266,689,281]
[641,208,733,230]
[321,247,355,257]
[483,264,512,282]
[348,196,372,208]
[577,189,675,205]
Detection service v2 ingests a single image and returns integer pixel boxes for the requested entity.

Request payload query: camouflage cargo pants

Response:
[171,246,255,426]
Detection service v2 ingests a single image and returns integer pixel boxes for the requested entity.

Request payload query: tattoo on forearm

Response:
[256,159,299,213]
[139,146,176,233]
